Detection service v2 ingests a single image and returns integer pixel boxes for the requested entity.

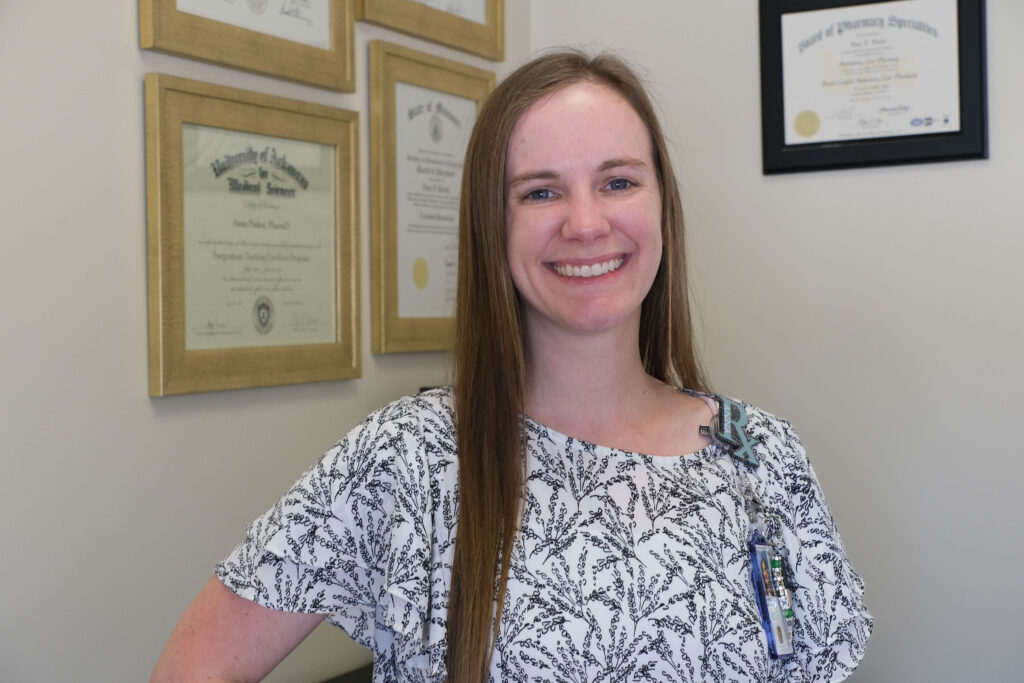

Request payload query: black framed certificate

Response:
[759,0,986,173]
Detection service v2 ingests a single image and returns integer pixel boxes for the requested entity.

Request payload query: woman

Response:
[152,50,871,682]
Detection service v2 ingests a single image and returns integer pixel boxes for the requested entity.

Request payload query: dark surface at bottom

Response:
[321,663,373,683]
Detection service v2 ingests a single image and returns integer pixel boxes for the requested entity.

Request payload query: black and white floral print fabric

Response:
[217,387,871,682]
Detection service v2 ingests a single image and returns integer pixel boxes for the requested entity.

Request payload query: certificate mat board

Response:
[357,0,503,61]
[145,74,360,395]
[140,0,355,92]
[369,41,494,353]
[759,0,986,173]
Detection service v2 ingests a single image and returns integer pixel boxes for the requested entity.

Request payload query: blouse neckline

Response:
[522,386,722,464]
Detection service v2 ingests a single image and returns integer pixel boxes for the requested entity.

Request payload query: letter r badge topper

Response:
[713,396,759,467]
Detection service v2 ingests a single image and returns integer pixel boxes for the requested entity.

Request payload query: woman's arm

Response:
[151,575,326,683]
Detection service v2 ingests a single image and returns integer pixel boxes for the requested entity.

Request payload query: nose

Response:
[561,192,611,242]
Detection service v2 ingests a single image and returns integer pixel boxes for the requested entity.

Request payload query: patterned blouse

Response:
[217,387,871,682]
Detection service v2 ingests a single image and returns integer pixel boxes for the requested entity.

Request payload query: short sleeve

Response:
[215,395,447,674]
[770,419,873,681]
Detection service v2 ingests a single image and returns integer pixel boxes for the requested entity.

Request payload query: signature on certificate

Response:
[411,0,476,19]
[280,0,314,26]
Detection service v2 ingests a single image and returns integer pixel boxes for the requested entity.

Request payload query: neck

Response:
[523,315,663,432]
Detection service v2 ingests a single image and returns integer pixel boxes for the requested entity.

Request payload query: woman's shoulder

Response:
[736,398,802,452]
[273,387,458,533]
[686,389,807,475]
[307,385,456,491]
[705,394,830,514]
[360,385,454,424]
[343,386,456,447]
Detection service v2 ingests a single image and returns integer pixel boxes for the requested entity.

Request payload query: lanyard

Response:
[703,394,796,659]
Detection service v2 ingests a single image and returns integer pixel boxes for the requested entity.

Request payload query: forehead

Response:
[506,80,652,171]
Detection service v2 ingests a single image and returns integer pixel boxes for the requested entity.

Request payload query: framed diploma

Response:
[357,0,503,61]
[369,41,493,352]
[759,0,986,173]
[145,74,359,395]
[139,0,355,92]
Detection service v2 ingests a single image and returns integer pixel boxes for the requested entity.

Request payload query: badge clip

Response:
[712,396,759,467]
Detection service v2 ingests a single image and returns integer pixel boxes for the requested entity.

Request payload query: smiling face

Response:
[505,80,663,342]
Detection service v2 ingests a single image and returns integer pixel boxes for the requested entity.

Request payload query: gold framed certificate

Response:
[145,74,359,395]
[759,0,986,173]
[140,0,355,92]
[357,0,503,61]
[369,41,493,353]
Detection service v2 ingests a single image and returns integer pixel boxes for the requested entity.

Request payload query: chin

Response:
[557,306,640,336]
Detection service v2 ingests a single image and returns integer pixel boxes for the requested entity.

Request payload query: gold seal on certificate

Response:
[781,0,960,145]
[793,110,822,138]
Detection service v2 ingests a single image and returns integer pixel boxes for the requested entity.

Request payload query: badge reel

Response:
[709,397,796,659]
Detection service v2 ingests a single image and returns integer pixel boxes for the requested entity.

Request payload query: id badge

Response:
[750,531,795,658]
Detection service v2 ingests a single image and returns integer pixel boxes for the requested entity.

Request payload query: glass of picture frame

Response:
[368,41,494,353]
[759,0,986,173]
[145,74,360,395]
[358,0,503,61]
[140,0,355,92]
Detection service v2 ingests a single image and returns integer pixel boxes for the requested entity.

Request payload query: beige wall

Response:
[0,2,530,681]
[529,1,1024,681]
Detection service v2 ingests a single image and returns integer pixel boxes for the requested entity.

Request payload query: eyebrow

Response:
[599,157,648,172]
[506,156,649,189]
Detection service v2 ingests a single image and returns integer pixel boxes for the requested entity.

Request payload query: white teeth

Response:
[554,258,624,278]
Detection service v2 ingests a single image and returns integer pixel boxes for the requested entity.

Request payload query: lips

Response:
[552,257,624,279]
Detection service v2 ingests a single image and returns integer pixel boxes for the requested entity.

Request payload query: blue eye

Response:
[607,178,633,191]
[525,188,554,201]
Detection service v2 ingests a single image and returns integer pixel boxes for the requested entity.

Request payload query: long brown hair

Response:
[449,49,708,680]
